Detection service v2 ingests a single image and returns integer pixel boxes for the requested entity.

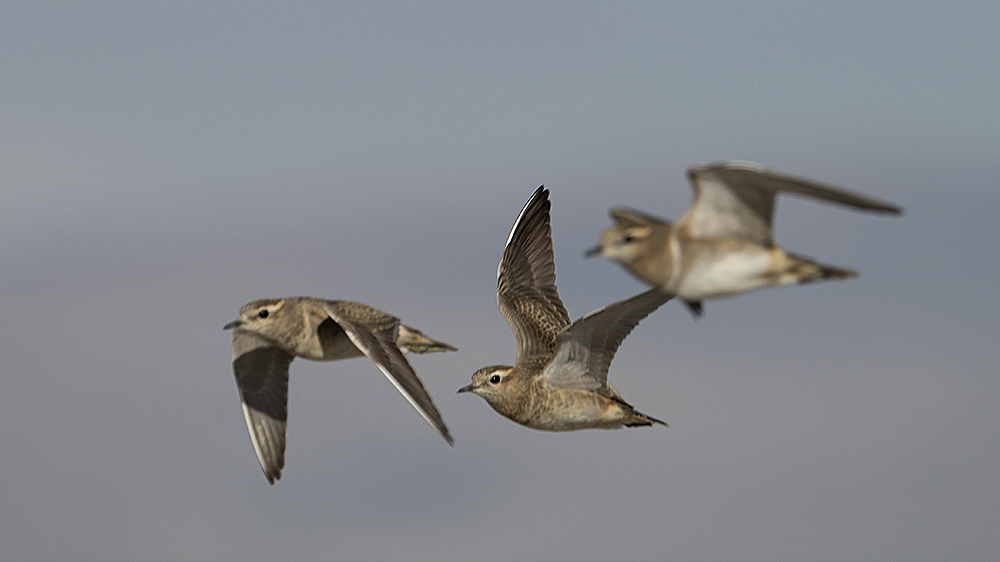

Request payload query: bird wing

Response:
[322,301,454,445]
[539,288,672,395]
[231,329,295,485]
[608,206,670,228]
[497,186,572,364]
[682,161,902,244]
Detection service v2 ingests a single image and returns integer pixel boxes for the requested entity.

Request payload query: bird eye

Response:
[623,235,636,243]
[489,374,501,384]
[257,310,269,319]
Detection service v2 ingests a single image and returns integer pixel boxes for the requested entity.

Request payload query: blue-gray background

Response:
[1,3,997,561]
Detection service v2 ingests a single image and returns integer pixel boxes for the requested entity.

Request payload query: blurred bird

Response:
[459,186,669,431]
[586,161,902,317]
[224,298,455,484]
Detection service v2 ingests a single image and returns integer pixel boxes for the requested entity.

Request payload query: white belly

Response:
[676,249,776,300]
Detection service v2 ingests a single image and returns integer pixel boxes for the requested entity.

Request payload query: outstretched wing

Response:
[497,186,572,364]
[682,161,902,245]
[322,301,454,446]
[539,288,672,395]
[231,329,295,485]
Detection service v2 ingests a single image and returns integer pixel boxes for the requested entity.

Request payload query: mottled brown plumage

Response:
[459,186,669,431]
[224,297,455,484]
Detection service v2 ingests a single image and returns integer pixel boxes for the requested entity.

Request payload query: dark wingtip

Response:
[643,410,670,427]
[870,203,904,216]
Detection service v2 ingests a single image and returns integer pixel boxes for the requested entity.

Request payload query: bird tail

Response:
[624,415,669,428]
[781,252,858,284]
[397,325,458,353]
[624,406,669,428]
[814,262,858,280]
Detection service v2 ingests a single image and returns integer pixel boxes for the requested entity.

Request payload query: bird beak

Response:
[457,383,475,394]
[583,244,603,258]
[223,320,242,330]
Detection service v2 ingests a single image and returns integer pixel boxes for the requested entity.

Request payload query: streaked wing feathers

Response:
[497,186,571,364]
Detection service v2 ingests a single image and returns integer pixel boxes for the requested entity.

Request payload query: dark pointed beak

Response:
[584,244,603,258]
[223,320,242,330]
[457,383,475,394]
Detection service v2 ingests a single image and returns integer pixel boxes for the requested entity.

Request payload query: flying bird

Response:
[586,161,902,317]
[224,298,455,483]
[459,186,670,431]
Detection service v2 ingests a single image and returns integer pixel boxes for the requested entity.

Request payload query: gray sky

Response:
[1,2,998,561]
